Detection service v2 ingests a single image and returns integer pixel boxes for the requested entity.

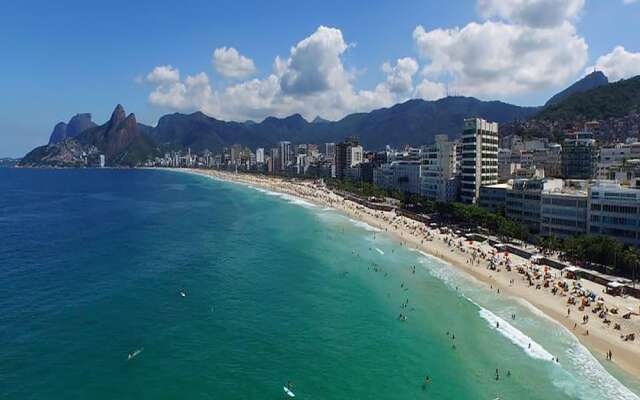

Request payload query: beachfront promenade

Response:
[182,168,640,380]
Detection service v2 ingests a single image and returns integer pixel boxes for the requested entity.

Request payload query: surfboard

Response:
[128,348,143,360]
[283,386,295,397]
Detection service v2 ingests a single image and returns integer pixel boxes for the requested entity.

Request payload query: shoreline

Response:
[176,168,640,383]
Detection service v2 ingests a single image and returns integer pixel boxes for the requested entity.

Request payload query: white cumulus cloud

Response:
[381,57,419,94]
[212,47,257,79]
[587,46,640,81]
[413,0,588,99]
[148,72,212,110]
[478,0,584,28]
[279,26,350,95]
[146,65,180,84]
[414,79,447,101]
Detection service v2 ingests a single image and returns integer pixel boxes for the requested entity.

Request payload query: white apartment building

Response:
[599,143,630,168]
[296,154,308,175]
[478,183,511,213]
[325,142,336,160]
[256,148,265,164]
[420,134,458,202]
[498,148,513,181]
[540,187,589,239]
[348,145,364,167]
[460,118,499,203]
[598,159,640,184]
[588,181,640,246]
[279,141,292,171]
[505,178,563,233]
[374,160,422,194]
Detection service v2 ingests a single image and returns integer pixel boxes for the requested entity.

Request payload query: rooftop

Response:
[482,183,512,189]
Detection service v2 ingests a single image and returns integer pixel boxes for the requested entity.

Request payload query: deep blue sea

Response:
[1,168,639,399]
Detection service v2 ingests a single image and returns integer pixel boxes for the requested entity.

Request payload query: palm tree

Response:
[537,236,550,255]
[623,248,640,287]
[547,235,561,255]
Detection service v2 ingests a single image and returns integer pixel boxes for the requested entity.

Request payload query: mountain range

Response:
[22,70,639,167]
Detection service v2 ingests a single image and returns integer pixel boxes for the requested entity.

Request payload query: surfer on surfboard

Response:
[284,381,295,397]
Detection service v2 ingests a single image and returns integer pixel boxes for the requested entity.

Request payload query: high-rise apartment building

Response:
[278,141,292,171]
[335,137,360,180]
[325,143,336,160]
[256,148,265,164]
[420,134,459,202]
[270,147,280,173]
[349,145,363,167]
[561,131,598,179]
[460,118,499,204]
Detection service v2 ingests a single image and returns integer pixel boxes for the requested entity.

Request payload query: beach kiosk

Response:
[530,254,544,265]
[606,281,625,297]
[563,266,579,280]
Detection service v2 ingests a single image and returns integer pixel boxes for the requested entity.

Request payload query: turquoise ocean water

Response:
[1,168,639,399]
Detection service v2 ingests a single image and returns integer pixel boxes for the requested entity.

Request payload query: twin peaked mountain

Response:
[21,70,640,167]
[21,105,156,167]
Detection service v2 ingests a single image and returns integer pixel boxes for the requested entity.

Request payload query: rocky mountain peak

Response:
[48,122,68,144]
[123,113,137,131]
[110,104,126,126]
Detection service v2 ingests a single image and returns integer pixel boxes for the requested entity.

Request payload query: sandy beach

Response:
[181,168,640,381]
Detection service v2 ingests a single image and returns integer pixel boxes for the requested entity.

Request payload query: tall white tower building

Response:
[460,118,499,204]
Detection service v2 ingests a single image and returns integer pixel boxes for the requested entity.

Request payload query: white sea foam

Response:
[375,248,385,255]
[347,218,382,232]
[412,249,472,288]
[245,185,316,208]
[561,343,640,400]
[282,194,317,208]
[250,186,270,194]
[476,304,556,361]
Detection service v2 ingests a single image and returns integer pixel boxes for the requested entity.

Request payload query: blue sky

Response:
[1,0,640,157]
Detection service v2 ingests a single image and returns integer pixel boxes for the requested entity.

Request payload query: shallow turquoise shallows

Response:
[1,168,639,400]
